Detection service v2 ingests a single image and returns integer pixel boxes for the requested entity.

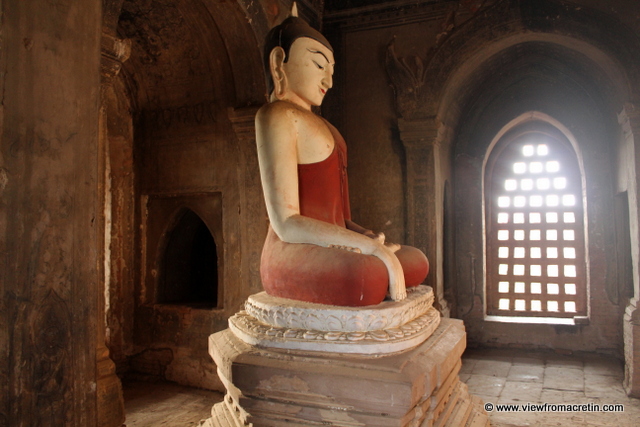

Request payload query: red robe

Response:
[260,124,429,306]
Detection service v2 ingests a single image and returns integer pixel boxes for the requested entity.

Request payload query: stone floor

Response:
[123,348,640,426]
[462,347,640,427]
[122,380,223,426]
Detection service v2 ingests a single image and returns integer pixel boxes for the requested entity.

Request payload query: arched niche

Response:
[143,193,224,309]
[158,208,219,308]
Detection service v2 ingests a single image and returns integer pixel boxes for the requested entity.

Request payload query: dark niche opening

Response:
[158,209,218,308]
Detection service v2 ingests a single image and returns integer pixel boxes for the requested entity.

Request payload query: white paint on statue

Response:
[228,285,441,354]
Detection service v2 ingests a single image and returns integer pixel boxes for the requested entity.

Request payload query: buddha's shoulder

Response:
[257,101,314,123]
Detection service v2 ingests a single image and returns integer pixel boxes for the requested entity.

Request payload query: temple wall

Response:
[324,0,640,356]
[0,0,102,424]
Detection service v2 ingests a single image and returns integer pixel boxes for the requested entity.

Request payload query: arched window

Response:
[158,209,218,308]
[485,124,587,321]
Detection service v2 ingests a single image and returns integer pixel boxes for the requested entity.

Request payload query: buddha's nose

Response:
[322,71,333,90]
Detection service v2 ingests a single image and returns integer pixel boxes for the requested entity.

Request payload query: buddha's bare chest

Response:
[296,115,335,164]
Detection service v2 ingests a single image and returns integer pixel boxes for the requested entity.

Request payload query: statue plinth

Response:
[230,286,441,354]
[203,286,489,426]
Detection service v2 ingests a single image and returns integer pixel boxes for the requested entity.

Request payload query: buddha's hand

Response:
[365,231,401,253]
[373,245,406,301]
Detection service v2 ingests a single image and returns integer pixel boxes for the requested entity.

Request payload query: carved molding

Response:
[398,117,439,147]
[230,307,440,354]
[386,40,433,121]
[245,285,434,332]
[100,32,131,84]
[142,102,218,130]
[228,286,441,354]
[325,0,455,30]
[228,106,261,142]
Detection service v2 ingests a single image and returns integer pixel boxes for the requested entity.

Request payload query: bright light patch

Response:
[499,299,510,310]
[547,247,558,258]
[531,282,542,294]
[514,162,527,174]
[498,247,509,258]
[563,247,576,258]
[531,247,542,258]
[499,282,510,293]
[548,265,559,277]
[498,230,509,240]
[497,213,509,224]
[531,300,542,311]
[514,230,525,240]
[565,283,576,295]
[498,196,510,207]
[565,301,576,313]
[554,177,567,189]
[546,161,560,173]
[547,283,559,294]
[514,264,525,276]
[515,299,526,311]
[513,213,525,224]
[515,282,526,293]
[499,264,509,275]
[536,178,550,190]
[564,230,575,241]
[530,195,543,207]
[505,179,518,191]
[546,212,558,223]
[514,247,526,258]
[522,145,535,156]
[537,145,549,156]
[564,265,577,277]
[562,195,576,206]
[546,195,559,206]
[530,265,542,276]
[530,162,543,173]
[548,301,559,312]
[530,213,541,223]
[530,230,541,240]
[546,230,558,240]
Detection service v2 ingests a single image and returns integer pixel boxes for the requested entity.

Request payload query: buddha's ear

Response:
[269,46,287,100]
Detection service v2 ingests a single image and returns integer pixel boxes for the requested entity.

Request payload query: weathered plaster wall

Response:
[324,0,640,356]
[0,0,102,424]
[100,0,322,392]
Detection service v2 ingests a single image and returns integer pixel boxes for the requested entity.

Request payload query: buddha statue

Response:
[256,16,429,307]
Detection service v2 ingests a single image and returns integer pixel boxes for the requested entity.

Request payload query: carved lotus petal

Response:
[387,328,404,338]
[325,315,343,330]
[324,331,342,341]
[369,330,389,341]
[346,332,365,341]
[368,316,388,330]
[401,324,417,333]
[283,329,298,338]
[303,331,319,340]
[304,315,325,331]
[345,317,365,331]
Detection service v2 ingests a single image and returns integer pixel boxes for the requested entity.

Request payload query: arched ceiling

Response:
[114,0,267,112]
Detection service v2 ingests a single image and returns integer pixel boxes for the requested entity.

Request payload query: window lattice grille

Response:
[486,138,586,318]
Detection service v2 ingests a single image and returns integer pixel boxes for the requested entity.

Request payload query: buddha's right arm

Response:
[255,104,406,300]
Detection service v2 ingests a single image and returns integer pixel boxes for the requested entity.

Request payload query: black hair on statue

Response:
[263,16,333,95]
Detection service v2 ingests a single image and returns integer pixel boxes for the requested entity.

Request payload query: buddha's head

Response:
[263,17,334,108]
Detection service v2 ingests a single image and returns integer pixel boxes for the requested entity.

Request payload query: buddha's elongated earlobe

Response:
[269,46,287,100]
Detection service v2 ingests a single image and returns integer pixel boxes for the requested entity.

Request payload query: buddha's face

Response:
[281,37,334,109]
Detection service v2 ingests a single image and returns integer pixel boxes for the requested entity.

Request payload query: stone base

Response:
[624,301,640,397]
[204,318,489,426]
